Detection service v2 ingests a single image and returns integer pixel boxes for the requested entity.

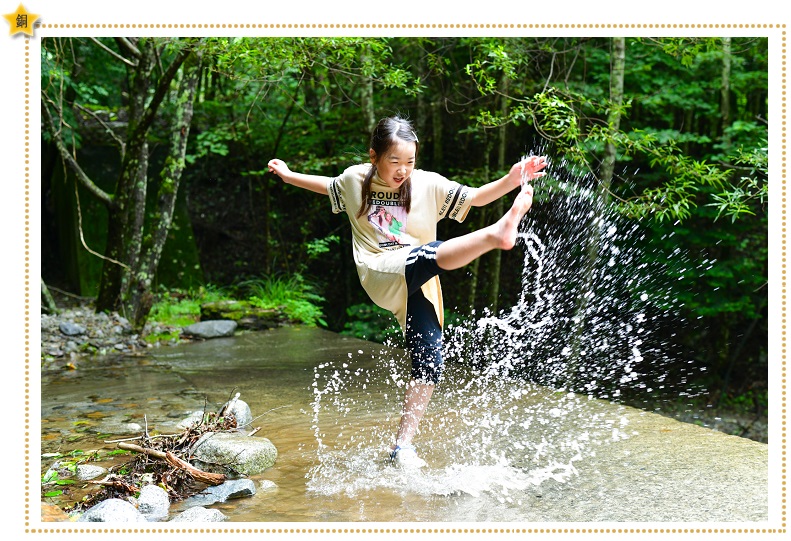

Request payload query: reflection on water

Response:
[41,327,633,522]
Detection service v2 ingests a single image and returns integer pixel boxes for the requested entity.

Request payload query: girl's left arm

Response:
[470,155,547,207]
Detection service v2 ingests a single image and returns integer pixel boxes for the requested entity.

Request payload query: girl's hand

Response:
[511,155,548,188]
[267,159,291,180]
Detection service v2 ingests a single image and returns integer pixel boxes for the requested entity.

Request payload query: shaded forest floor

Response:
[41,291,768,445]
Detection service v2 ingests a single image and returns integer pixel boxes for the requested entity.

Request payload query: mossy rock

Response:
[200,300,288,330]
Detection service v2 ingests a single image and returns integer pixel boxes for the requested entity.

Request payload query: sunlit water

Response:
[40,329,640,522]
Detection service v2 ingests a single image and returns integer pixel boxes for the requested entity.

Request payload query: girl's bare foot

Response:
[495,188,533,250]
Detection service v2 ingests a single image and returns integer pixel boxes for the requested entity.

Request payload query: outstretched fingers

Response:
[520,155,549,181]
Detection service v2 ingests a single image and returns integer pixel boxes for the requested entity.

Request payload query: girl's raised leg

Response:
[435,188,533,271]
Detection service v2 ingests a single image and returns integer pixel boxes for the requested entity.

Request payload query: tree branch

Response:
[117,442,227,485]
[134,41,197,140]
[90,37,137,67]
[73,102,126,151]
[40,97,115,208]
[114,37,141,59]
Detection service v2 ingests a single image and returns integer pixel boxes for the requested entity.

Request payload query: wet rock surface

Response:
[76,498,148,522]
[182,320,238,339]
[191,432,278,477]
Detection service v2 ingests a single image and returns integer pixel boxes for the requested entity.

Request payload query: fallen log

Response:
[117,442,227,485]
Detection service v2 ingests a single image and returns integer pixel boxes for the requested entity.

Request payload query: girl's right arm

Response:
[267,159,331,195]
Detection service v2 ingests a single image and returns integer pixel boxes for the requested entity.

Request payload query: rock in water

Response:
[190,432,277,476]
[169,507,228,522]
[182,320,238,339]
[77,499,147,522]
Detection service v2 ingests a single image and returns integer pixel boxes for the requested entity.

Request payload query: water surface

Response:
[40,327,767,523]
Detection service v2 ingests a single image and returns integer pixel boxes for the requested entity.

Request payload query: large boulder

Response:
[182,320,238,339]
[190,432,277,476]
[136,484,170,521]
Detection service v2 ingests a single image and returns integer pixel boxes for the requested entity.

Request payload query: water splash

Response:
[307,159,708,503]
[447,160,709,406]
[306,350,627,500]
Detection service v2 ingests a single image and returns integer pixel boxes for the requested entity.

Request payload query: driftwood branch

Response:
[117,442,226,485]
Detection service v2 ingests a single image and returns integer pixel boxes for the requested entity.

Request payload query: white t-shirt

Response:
[328,163,473,331]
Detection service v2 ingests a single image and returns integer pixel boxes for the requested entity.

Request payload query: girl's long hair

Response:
[356,116,419,218]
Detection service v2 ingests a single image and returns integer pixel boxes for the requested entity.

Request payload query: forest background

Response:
[40,36,768,425]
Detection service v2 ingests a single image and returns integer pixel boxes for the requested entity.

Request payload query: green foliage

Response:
[304,235,339,259]
[707,144,768,222]
[148,285,231,327]
[237,274,326,327]
[186,126,233,165]
[341,303,401,344]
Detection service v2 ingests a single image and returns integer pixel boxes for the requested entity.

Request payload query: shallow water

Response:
[40,326,769,523]
[41,326,633,522]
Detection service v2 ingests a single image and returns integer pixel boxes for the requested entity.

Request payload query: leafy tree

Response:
[42,37,205,329]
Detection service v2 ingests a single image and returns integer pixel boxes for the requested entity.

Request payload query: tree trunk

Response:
[487,74,510,313]
[126,49,204,329]
[67,38,198,328]
[96,38,155,312]
[567,36,625,389]
[431,100,443,166]
[720,37,732,148]
[467,133,494,313]
[360,46,377,135]
[416,43,428,152]
[600,36,625,198]
[41,278,59,314]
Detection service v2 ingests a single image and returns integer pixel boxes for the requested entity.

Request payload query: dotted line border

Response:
[18,527,791,534]
[33,22,789,29]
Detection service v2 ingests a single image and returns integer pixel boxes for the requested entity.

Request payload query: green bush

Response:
[148,285,231,327]
[236,273,326,327]
[341,303,401,345]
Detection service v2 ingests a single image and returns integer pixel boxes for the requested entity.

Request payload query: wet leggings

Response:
[404,241,445,384]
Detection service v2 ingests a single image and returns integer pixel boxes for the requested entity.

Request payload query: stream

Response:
[40,326,768,523]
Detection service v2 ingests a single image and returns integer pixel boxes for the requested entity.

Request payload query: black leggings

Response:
[404,241,445,384]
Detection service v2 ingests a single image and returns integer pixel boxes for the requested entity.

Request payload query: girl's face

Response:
[370,139,416,190]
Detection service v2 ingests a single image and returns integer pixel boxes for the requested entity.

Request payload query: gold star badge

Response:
[3,3,40,37]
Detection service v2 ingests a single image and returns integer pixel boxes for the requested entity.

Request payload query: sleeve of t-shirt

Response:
[327,173,347,214]
[432,172,473,223]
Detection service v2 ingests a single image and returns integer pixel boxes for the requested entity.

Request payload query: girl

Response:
[268,116,547,468]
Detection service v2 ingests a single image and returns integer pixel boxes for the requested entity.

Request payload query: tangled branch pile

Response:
[66,400,242,514]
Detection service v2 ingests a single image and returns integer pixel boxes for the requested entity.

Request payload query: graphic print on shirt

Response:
[366,190,408,249]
